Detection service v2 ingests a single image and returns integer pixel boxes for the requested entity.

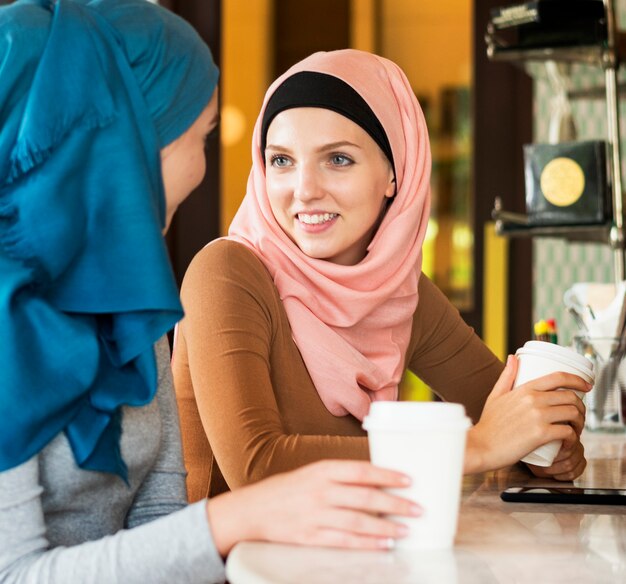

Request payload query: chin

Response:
[298,245,332,260]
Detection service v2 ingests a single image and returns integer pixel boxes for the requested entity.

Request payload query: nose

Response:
[293,163,323,202]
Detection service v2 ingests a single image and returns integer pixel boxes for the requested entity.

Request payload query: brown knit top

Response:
[172,240,503,502]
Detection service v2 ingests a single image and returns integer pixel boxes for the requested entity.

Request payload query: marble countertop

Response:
[226,432,626,584]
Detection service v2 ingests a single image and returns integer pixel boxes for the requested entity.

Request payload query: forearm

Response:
[218,431,369,488]
[0,459,225,584]
[179,311,369,486]
[4,503,223,584]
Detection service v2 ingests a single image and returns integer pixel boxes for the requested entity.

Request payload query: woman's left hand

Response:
[464,354,592,475]
[525,436,587,481]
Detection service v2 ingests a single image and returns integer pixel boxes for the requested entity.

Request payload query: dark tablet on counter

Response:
[501,486,626,505]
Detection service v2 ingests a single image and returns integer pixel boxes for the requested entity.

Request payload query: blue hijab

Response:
[0,0,219,479]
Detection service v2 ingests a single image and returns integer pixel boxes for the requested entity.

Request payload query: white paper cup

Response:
[514,341,595,467]
[363,402,472,550]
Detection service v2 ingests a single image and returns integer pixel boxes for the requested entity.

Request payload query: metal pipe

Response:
[603,0,625,281]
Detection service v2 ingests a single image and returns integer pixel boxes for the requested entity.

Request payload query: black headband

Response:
[261,71,394,172]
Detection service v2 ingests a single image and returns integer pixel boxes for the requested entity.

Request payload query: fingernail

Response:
[586,382,593,389]
[396,524,410,537]
[380,537,395,550]
[410,503,422,516]
[399,475,411,486]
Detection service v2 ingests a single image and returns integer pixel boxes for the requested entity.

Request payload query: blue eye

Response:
[270,155,291,168]
[331,154,353,166]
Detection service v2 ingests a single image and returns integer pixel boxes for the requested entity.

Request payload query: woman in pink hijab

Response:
[173,49,590,502]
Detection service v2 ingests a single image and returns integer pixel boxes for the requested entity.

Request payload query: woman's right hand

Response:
[205,460,420,556]
[465,354,591,474]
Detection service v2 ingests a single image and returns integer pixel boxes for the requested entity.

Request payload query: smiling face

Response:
[160,89,219,232]
[264,107,395,266]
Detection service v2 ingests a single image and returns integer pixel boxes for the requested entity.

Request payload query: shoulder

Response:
[181,239,277,308]
[186,239,269,281]
[416,272,454,314]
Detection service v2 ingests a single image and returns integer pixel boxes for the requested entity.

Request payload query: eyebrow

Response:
[265,140,362,152]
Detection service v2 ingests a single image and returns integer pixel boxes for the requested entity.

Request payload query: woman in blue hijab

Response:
[0,1,418,581]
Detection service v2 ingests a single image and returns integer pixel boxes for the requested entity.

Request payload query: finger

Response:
[544,423,578,446]
[326,485,421,517]
[305,528,396,551]
[561,417,585,442]
[552,448,575,464]
[318,508,408,539]
[526,439,584,480]
[552,456,587,481]
[570,434,585,454]
[543,445,584,475]
[543,405,585,432]
[562,434,585,458]
[314,460,411,488]
[564,415,585,438]
[539,390,586,416]
[549,452,587,481]
[517,372,592,394]
[488,355,518,400]
[552,439,582,464]
[525,395,585,432]
[525,463,550,478]
[541,416,584,439]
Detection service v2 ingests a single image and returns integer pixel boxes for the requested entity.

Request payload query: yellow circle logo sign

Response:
[539,157,585,207]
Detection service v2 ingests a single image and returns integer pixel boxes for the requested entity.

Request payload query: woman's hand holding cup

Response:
[206,460,420,556]
[465,353,592,476]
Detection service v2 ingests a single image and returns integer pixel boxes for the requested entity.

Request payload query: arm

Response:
[406,275,589,478]
[0,458,224,584]
[405,273,503,424]
[0,340,225,584]
[175,241,368,490]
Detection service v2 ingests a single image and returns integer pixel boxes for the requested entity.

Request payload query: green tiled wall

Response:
[532,0,626,346]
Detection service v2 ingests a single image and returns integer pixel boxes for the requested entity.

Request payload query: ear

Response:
[384,176,396,198]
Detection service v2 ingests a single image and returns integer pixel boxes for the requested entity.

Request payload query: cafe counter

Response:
[226,432,626,584]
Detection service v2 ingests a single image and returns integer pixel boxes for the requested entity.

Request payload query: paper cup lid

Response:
[362,401,472,432]
[515,341,595,382]
[516,341,595,380]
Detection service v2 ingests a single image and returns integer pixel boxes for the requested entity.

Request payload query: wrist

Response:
[206,492,249,557]
[463,426,487,474]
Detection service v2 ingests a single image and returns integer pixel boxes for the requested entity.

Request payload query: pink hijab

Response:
[228,49,431,420]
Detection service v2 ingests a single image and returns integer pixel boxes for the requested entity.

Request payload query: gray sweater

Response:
[0,337,226,583]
